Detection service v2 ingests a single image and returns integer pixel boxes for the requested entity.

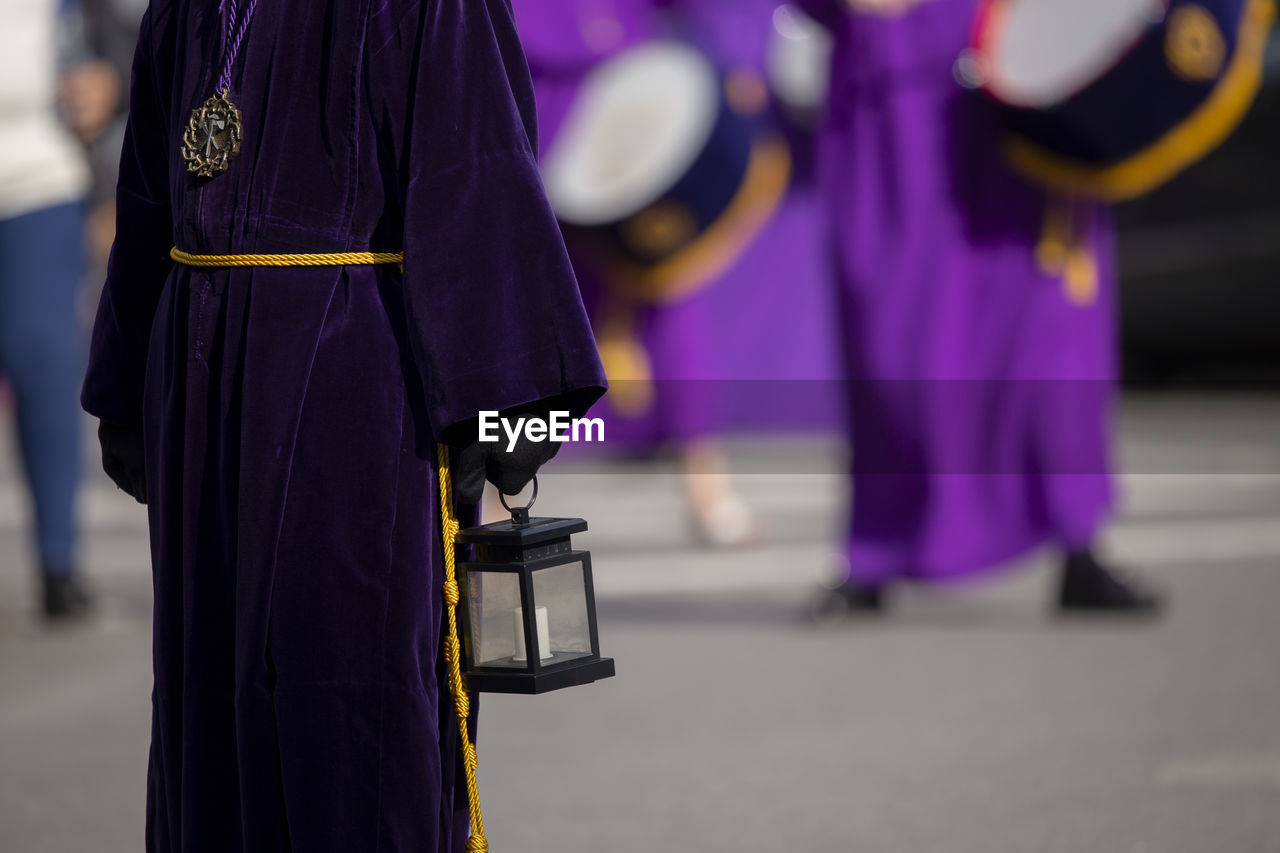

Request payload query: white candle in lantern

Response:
[511,606,553,662]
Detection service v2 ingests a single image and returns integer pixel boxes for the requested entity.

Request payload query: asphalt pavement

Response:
[2,392,1278,853]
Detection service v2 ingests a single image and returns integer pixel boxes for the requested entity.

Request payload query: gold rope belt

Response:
[169,247,404,268]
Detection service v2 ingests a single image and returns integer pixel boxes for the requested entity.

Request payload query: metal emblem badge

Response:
[182,90,243,178]
[1166,3,1227,83]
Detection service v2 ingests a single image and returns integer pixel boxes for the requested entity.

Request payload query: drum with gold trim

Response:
[541,40,791,303]
[964,0,1275,200]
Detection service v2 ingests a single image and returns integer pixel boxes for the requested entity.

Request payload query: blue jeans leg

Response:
[0,202,86,572]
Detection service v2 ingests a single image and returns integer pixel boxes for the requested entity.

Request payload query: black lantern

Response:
[456,481,615,694]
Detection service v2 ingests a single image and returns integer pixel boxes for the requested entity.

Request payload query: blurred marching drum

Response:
[964,0,1274,199]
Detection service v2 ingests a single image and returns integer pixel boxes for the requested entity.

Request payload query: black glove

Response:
[98,421,147,504]
[448,403,563,505]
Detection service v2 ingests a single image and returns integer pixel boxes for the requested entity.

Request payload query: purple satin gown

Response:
[804,0,1116,583]
[515,0,839,449]
[82,1,605,849]
[664,0,842,431]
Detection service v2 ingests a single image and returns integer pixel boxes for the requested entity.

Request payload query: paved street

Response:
[2,393,1279,852]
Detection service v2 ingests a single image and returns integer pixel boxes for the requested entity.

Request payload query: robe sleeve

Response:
[377,0,606,444]
[81,8,173,430]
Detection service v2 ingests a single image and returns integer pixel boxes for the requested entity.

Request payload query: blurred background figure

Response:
[0,0,96,620]
[514,0,839,547]
[802,0,1275,618]
[799,0,1179,617]
[67,0,147,286]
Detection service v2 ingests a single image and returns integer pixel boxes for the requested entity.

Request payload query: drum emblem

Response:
[622,202,699,260]
[1165,4,1227,82]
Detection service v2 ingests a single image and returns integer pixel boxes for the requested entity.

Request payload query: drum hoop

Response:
[590,134,792,304]
[543,40,721,226]
[766,4,833,111]
[1000,0,1275,200]
[970,0,1173,108]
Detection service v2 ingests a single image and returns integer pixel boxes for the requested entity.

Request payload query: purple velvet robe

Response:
[514,0,839,446]
[803,0,1115,583]
[81,1,605,850]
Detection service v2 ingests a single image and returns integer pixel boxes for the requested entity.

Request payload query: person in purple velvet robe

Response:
[799,0,1161,616]
[81,0,605,849]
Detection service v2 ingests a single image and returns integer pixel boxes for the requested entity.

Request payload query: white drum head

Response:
[543,41,719,226]
[766,4,833,113]
[987,0,1163,107]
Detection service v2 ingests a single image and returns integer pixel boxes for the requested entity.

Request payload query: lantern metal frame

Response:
[456,513,615,695]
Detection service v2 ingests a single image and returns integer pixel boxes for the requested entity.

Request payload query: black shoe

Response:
[808,581,885,623]
[42,569,95,622]
[1057,551,1162,615]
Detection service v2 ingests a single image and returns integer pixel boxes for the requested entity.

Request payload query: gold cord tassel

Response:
[595,298,655,418]
[1063,245,1099,306]
[1035,196,1070,278]
[1036,196,1098,306]
[437,445,488,853]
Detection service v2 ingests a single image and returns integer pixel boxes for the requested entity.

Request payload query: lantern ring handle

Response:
[498,476,538,513]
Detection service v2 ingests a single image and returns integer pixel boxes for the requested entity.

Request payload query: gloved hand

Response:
[448,403,563,505]
[98,421,147,504]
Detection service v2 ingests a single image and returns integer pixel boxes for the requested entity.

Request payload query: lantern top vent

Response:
[456,516,587,548]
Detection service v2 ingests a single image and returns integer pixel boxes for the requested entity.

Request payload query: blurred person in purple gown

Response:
[514,0,839,546]
[1,0,94,620]
[799,0,1161,616]
[82,0,604,847]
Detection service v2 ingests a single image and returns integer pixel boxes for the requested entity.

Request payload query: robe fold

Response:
[802,0,1116,583]
[81,1,605,849]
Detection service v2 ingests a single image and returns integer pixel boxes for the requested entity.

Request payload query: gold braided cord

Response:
[169,246,404,268]
[436,445,488,853]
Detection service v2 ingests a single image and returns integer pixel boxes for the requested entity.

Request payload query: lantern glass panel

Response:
[467,570,525,669]
[531,559,593,663]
